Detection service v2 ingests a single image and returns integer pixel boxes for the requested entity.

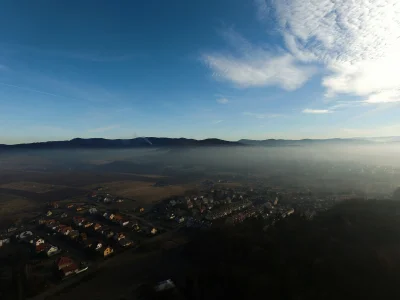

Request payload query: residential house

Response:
[61,213,68,218]
[84,221,93,228]
[151,228,158,235]
[89,208,98,214]
[76,206,84,212]
[114,232,125,241]
[61,263,79,277]
[113,215,123,223]
[60,226,72,236]
[103,246,113,257]
[0,238,10,248]
[93,223,102,231]
[109,214,115,220]
[56,256,74,270]
[93,241,103,251]
[36,243,46,254]
[118,238,133,247]
[33,238,45,246]
[46,211,52,217]
[67,204,75,209]
[69,230,79,240]
[176,216,185,224]
[121,220,130,227]
[46,245,60,257]
[73,217,85,226]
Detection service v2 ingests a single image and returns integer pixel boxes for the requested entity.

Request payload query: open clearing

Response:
[0,193,39,217]
[86,180,196,205]
[0,181,66,193]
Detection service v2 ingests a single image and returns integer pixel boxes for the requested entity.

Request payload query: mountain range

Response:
[0,136,399,150]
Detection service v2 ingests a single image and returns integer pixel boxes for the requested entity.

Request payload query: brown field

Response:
[0,181,66,193]
[214,182,243,188]
[0,193,39,217]
[86,180,196,206]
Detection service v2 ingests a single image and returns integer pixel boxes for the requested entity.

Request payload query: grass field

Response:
[86,180,196,206]
[0,181,66,193]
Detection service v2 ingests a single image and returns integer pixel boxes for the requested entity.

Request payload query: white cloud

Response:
[203,30,316,90]
[87,125,120,133]
[302,109,332,114]
[204,52,315,90]
[272,0,400,103]
[363,90,400,104]
[216,98,229,104]
[243,112,283,118]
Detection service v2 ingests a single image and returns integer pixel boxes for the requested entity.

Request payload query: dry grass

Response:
[87,180,195,206]
[0,193,38,216]
[0,181,65,193]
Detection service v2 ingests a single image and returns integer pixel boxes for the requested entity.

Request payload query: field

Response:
[85,180,197,206]
[0,181,66,193]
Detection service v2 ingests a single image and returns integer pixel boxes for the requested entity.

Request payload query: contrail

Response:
[0,82,66,98]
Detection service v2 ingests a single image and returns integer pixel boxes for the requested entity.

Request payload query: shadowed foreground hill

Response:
[178,200,400,300]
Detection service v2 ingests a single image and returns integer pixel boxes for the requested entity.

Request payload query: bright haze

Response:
[1,0,400,144]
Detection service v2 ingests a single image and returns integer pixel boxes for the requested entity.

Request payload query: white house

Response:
[89,208,98,214]
[46,245,60,256]
[34,238,45,246]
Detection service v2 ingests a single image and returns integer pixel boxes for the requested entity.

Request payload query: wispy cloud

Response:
[243,112,283,119]
[212,120,223,124]
[0,81,75,99]
[302,109,332,114]
[87,125,120,133]
[202,30,316,90]
[269,0,400,104]
[254,0,269,22]
[216,98,229,104]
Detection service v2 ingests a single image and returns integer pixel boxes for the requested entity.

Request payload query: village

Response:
[0,179,340,298]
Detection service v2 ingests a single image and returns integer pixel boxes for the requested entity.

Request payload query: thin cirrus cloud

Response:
[216,98,229,104]
[268,0,400,104]
[302,109,332,114]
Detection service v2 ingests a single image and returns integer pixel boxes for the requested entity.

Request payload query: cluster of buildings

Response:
[101,211,157,236]
[38,218,115,258]
[17,230,61,257]
[205,200,253,221]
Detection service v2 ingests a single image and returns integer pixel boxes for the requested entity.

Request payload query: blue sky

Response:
[1,0,400,144]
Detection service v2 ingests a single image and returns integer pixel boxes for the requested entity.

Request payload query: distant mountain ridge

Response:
[0,136,399,150]
[0,137,242,149]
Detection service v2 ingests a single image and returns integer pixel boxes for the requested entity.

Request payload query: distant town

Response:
[1,174,381,298]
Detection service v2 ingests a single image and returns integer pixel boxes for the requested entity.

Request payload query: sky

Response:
[1,0,400,144]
